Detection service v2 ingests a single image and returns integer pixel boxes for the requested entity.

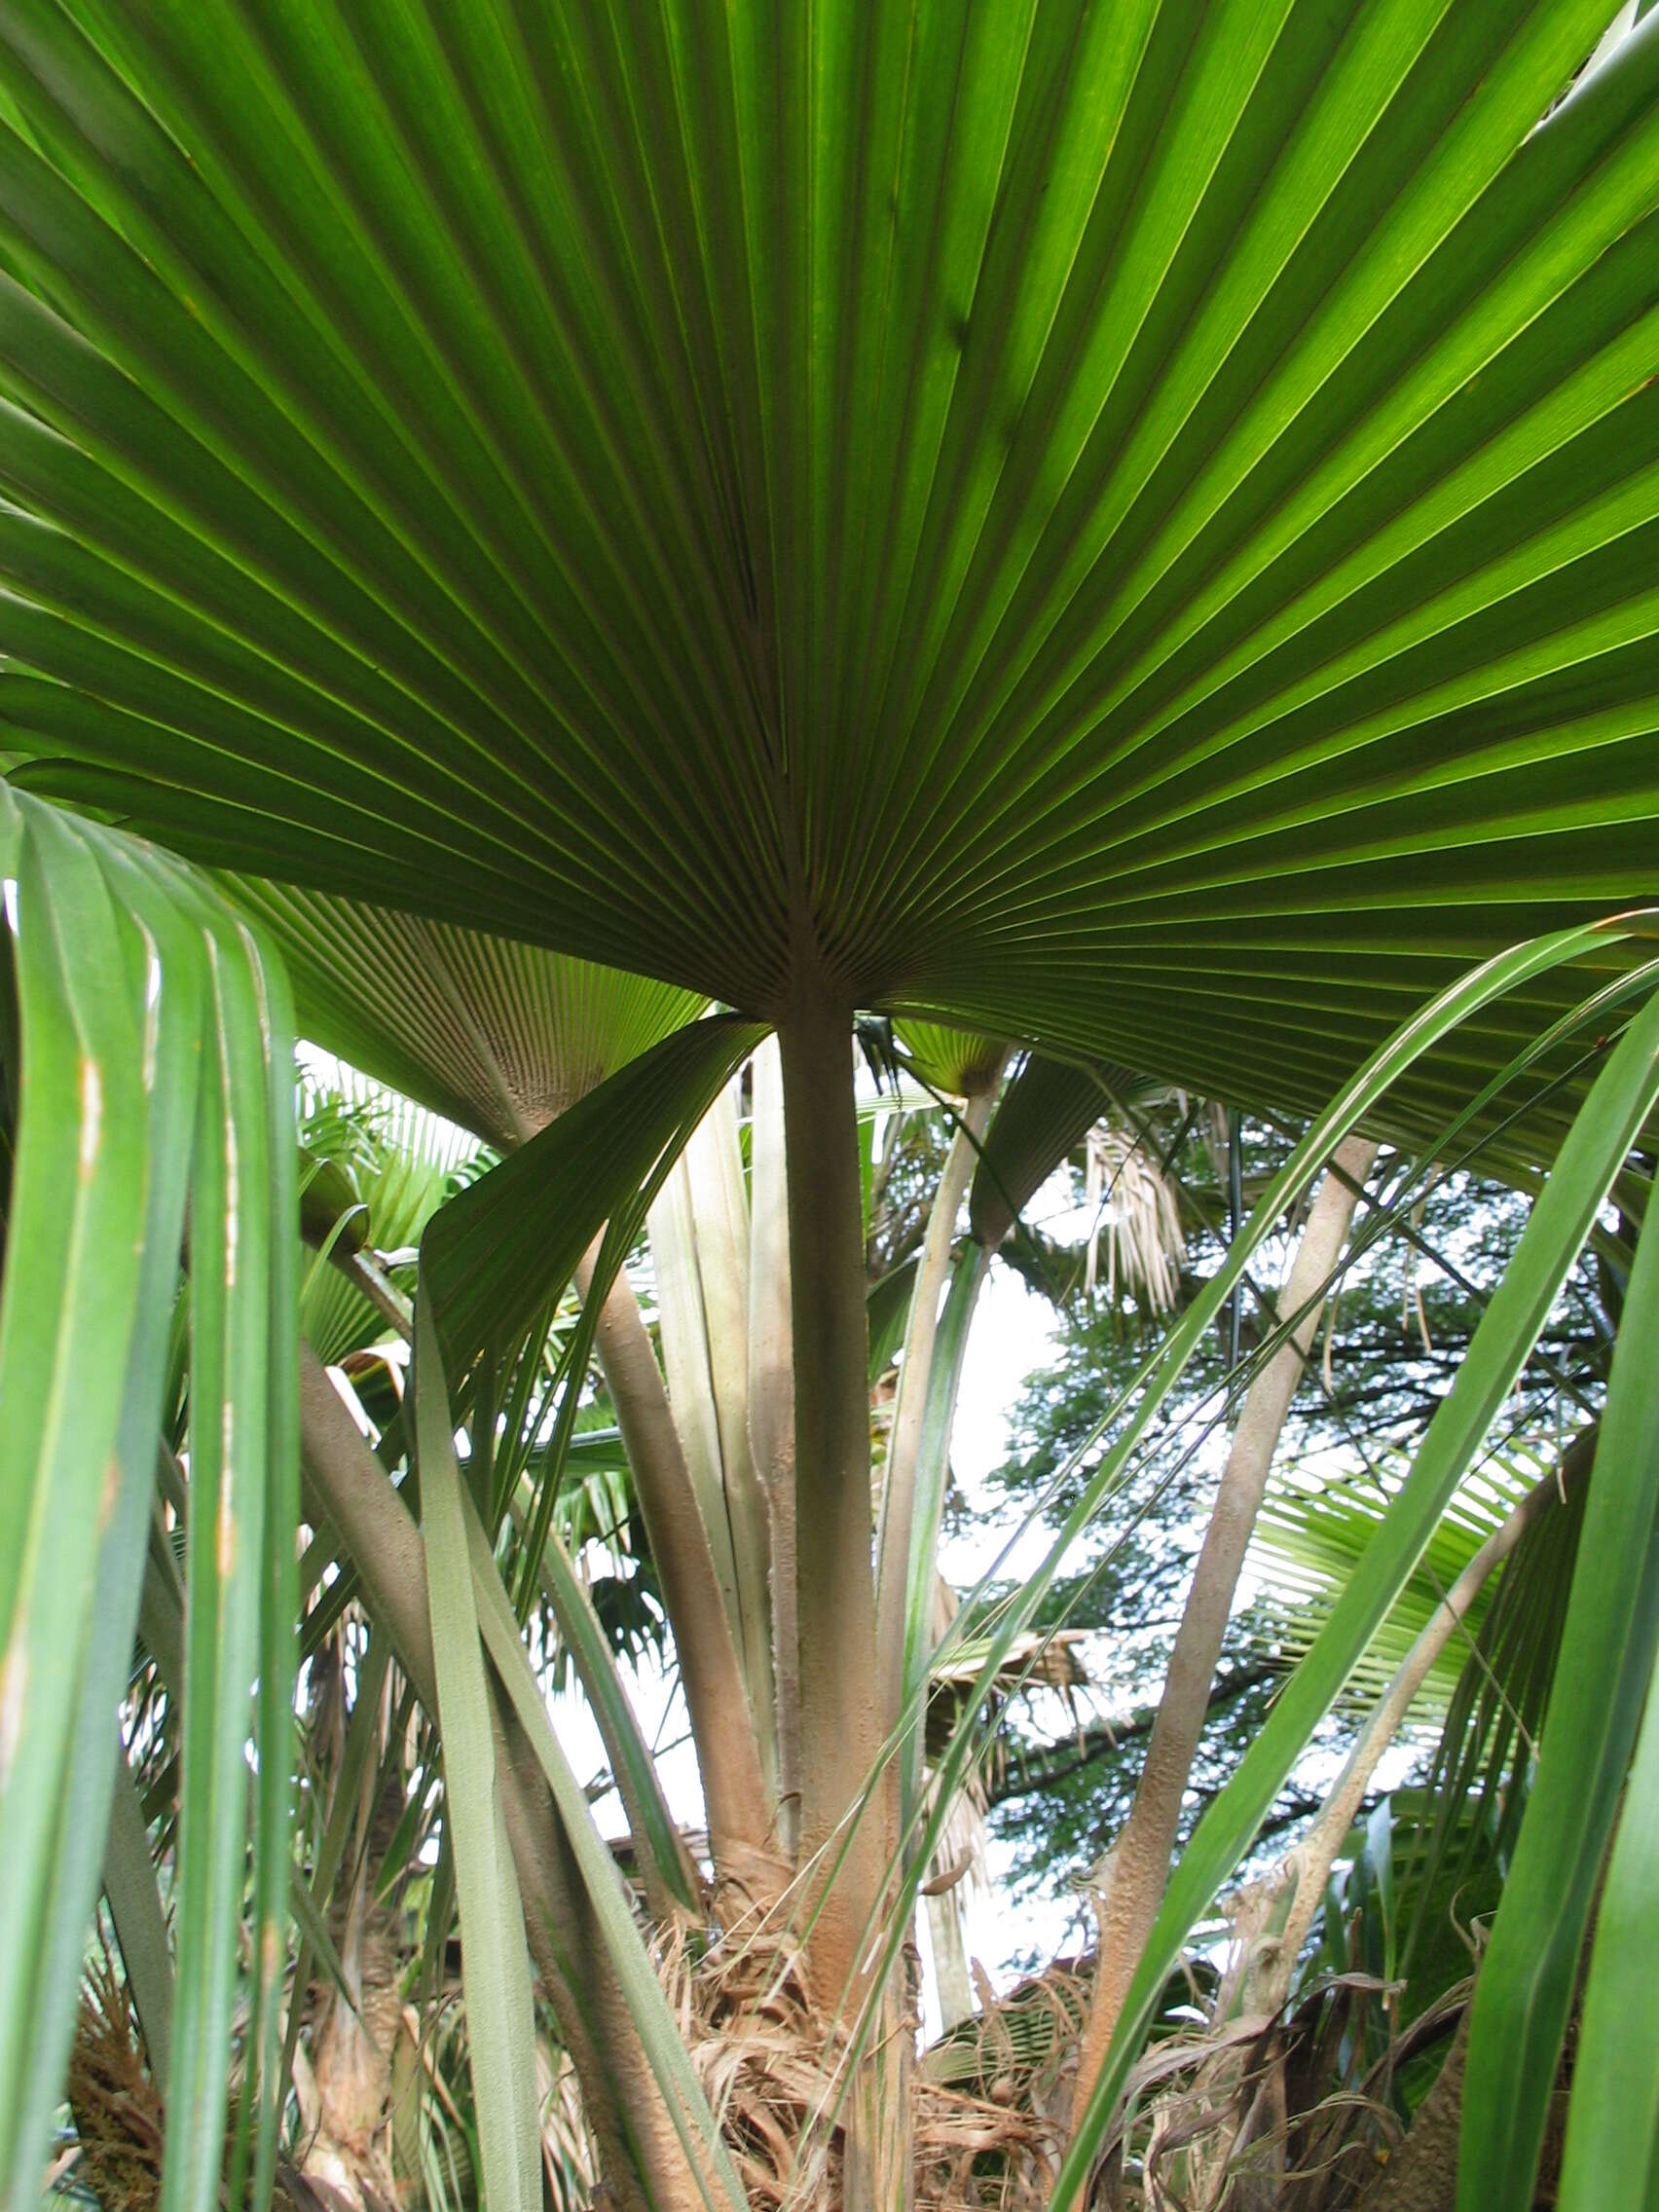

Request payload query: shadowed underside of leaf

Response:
[0,4,1651,1143]
[232,880,705,1148]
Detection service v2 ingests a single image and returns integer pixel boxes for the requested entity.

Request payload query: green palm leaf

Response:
[236,881,704,1149]
[0,787,296,2212]
[0,4,1649,1139]
[1250,1443,1569,1712]
[1460,1171,1659,2207]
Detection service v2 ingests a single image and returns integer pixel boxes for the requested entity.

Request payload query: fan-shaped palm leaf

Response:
[239,881,705,1147]
[6,9,1659,2207]
[1249,1441,1576,1712]
[0,4,1651,1140]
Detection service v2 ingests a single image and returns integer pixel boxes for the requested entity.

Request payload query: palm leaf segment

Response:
[233,879,704,1146]
[0,5,1654,1124]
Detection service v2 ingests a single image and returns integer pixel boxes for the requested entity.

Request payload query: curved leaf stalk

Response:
[647,1083,779,1794]
[648,1162,747,1638]
[687,1090,778,1782]
[415,1295,542,2212]
[1072,1135,1379,2113]
[101,1744,174,2101]
[749,1034,801,1861]
[577,1245,783,1899]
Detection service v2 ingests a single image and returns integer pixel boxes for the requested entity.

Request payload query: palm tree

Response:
[4,6,1659,2208]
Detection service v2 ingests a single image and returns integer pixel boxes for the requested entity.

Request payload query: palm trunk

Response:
[776,997,906,2212]
[297,1347,703,2212]
[1072,1137,1378,2118]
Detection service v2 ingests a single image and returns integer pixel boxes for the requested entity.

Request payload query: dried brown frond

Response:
[658,1914,840,2208]
[914,1961,1091,2209]
[1084,1125,1186,1309]
[653,1915,1094,2210]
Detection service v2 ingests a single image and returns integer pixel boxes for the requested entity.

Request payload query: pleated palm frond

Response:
[0,6,1651,1149]
[1248,1436,1580,1712]
[893,1019,1009,1100]
[237,882,705,1149]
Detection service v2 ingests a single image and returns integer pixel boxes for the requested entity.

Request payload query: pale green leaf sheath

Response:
[416,1293,542,2212]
